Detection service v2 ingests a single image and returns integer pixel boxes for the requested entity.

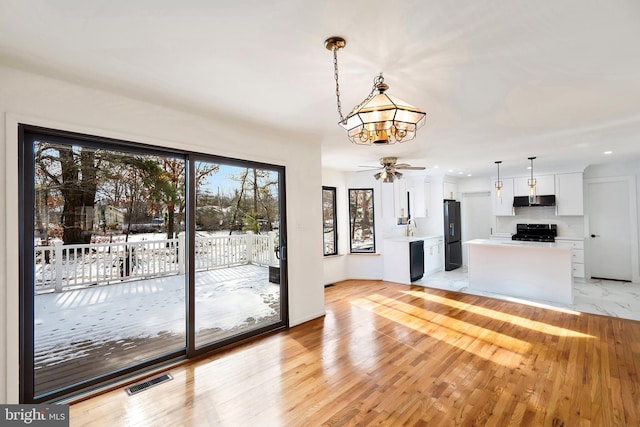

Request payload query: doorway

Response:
[585,177,638,281]
[20,125,288,402]
[460,192,492,266]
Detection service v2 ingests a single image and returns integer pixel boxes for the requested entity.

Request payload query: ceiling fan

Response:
[362,157,426,183]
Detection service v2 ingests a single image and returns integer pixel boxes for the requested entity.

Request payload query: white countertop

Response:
[384,235,443,243]
[490,233,513,238]
[464,238,570,251]
[555,236,585,241]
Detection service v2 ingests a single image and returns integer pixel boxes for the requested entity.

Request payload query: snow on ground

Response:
[35,264,279,364]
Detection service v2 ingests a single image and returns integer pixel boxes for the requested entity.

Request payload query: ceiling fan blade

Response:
[395,166,426,170]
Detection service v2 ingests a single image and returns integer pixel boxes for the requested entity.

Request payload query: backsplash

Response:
[495,207,584,238]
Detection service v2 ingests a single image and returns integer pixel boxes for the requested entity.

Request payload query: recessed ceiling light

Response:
[448,169,454,173]
[467,174,472,177]
[433,165,439,169]
[458,171,463,175]
[604,151,613,155]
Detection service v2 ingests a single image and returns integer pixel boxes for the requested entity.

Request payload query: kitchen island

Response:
[464,239,573,304]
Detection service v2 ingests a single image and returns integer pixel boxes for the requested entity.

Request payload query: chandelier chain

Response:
[332,45,381,124]
[332,46,345,123]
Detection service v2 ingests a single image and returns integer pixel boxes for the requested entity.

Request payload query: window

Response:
[322,186,338,256]
[348,188,375,253]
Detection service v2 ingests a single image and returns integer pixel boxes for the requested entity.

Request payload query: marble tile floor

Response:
[414,267,640,322]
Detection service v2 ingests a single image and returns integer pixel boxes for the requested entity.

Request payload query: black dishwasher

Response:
[409,240,424,281]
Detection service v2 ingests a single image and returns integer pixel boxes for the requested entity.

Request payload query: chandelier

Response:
[495,161,503,199]
[528,156,537,204]
[325,36,426,145]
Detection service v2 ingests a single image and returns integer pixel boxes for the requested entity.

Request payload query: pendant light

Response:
[325,36,427,145]
[494,161,503,199]
[528,156,537,204]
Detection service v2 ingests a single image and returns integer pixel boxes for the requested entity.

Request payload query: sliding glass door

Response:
[192,160,285,350]
[19,126,287,402]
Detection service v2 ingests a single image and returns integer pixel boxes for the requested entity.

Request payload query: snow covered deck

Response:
[34,264,280,395]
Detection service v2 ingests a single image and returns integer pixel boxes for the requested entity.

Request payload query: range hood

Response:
[513,195,556,207]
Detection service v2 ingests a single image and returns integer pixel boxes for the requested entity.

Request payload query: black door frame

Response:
[18,124,288,402]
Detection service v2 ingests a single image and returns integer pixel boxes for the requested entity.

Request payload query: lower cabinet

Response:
[424,237,444,275]
[557,238,585,278]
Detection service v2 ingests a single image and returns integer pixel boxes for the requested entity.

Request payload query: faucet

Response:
[406,218,415,237]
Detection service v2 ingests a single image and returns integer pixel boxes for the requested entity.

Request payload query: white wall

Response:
[344,171,386,279]
[495,208,584,238]
[321,169,348,285]
[458,176,492,194]
[0,65,325,403]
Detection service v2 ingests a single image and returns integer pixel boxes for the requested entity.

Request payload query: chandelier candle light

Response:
[528,156,537,204]
[325,36,426,145]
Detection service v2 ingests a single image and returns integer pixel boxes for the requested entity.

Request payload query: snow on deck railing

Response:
[34,232,277,293]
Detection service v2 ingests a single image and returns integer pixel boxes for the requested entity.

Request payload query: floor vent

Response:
[125,373,173,396]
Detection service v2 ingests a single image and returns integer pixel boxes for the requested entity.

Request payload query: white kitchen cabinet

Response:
[514,175,555,197]
[466,239,573,304]
[555,173,584,216]
[443,181,457,200]
[493,178,514,216]
[407,177,431,218]
[556,238,585,278]
[383,237,442,283]
[424,237,444,275]
[423,180,431,217]
[394,179,408,218]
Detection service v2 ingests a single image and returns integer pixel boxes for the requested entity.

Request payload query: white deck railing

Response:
[34,232,277,293]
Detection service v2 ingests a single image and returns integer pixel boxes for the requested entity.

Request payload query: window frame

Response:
[322,186,338,256]
[348,188,376,254]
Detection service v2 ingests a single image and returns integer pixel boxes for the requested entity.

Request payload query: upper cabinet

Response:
[492,172,583,217]
[394,179,408,218]
[493,178,515,216]
[514,175,555,196]
[555,173,584,216]
[406,177,431,218]
[443,181,457,200]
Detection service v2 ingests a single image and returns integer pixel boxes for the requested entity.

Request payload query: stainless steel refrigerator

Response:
[443,199,462,271]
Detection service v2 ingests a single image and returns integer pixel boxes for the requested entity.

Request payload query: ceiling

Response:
[1,1,640,178]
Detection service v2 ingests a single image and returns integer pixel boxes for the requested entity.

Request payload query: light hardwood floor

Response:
[70,279,640,426]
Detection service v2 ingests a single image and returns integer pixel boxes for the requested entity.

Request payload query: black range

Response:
[511,223,557,242]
